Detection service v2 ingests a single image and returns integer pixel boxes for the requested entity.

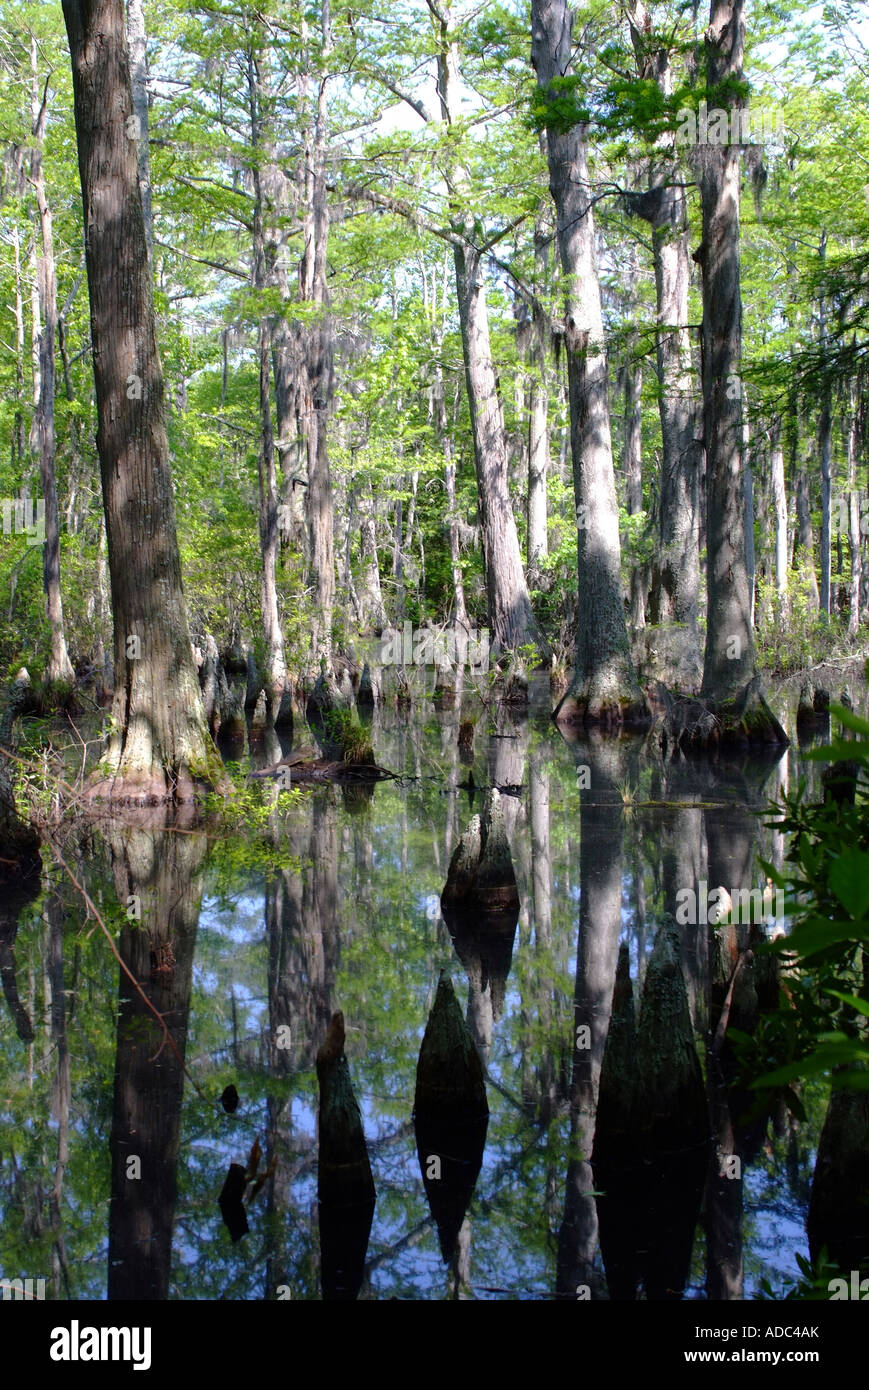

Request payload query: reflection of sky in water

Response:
[2,700,852,1300]
[183,717,827,1298]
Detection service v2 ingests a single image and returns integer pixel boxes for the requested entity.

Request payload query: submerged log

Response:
[413,974,489,1260]
[249,756,394,785]
[807,1085,869,1274]
[316,1012,376,1300]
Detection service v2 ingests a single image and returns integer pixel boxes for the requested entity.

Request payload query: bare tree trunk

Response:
[435,369,469,629]
[258,312,288,721]
[356,481,387,630]
[694,0,755,701]
[526,222,550,577]
[306,5,335,663]
[63,0,224,801]
[453,240,547,656]
[527,357,549,573]
[794,463,819,607]
[29,238,41,412]
[818,233,832,620]
[125,0,152,262]
[532,0,643,723]
[770,426,788,604]
[624,3,701,644]
[248,49,290,725]
[743,414,755,629]
[427,0,546,660]
[12,217,28,468]
[30,45,74,685]
[847,390,863,637]
[621,352,647,630]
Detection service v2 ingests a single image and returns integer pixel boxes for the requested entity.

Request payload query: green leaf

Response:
[804,738,869,763]
[829,848,869,919]
[753,1040,869,1087]
[828,703,869,736]
[825,989,869,1018]
[779,914,868,958]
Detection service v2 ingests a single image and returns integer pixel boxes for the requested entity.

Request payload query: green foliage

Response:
[755,573,861,677]
[321,708,375,764]
[758,1249,843,1301]
[742,666,869,1103]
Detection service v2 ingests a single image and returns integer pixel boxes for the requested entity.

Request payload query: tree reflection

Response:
[106,817,207,1300]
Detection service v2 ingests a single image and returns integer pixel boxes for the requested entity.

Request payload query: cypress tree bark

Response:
[693,0,756,700]
[624,3,701,653]
[429,0,547,660]
[63,0,224,802]
[531,0,645,724]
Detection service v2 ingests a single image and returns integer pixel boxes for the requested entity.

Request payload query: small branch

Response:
[153,240,248,280]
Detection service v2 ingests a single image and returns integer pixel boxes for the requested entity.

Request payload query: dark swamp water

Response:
[1,674,864,1302]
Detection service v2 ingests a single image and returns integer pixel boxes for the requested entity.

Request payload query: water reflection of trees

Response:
[106,819,207,1300]
[0,710,834,1300]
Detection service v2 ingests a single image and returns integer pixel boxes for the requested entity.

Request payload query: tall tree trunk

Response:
[621,352,647,630]
[306,5,335,664]
[356,480,388,630]
[434,363,469,629]
[12,217,28,468]
[125,0,152,263]
[793,462,818,607]
[526,221,551,577]
[429,0,546,661]
[248,50,290,724]
[818,233,832,620]
[532,0,643,723]
[770,425,788,604]
[63,0,224,801]
[30,46,74,685]
[694,0,755,701]
[453,240,547,656]
[624,3,701,644]
[847,390,863,638]
[527,353,549,575]
[743,413,755,629]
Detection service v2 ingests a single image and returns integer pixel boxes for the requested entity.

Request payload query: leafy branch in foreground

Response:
[739,664,869,1104]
